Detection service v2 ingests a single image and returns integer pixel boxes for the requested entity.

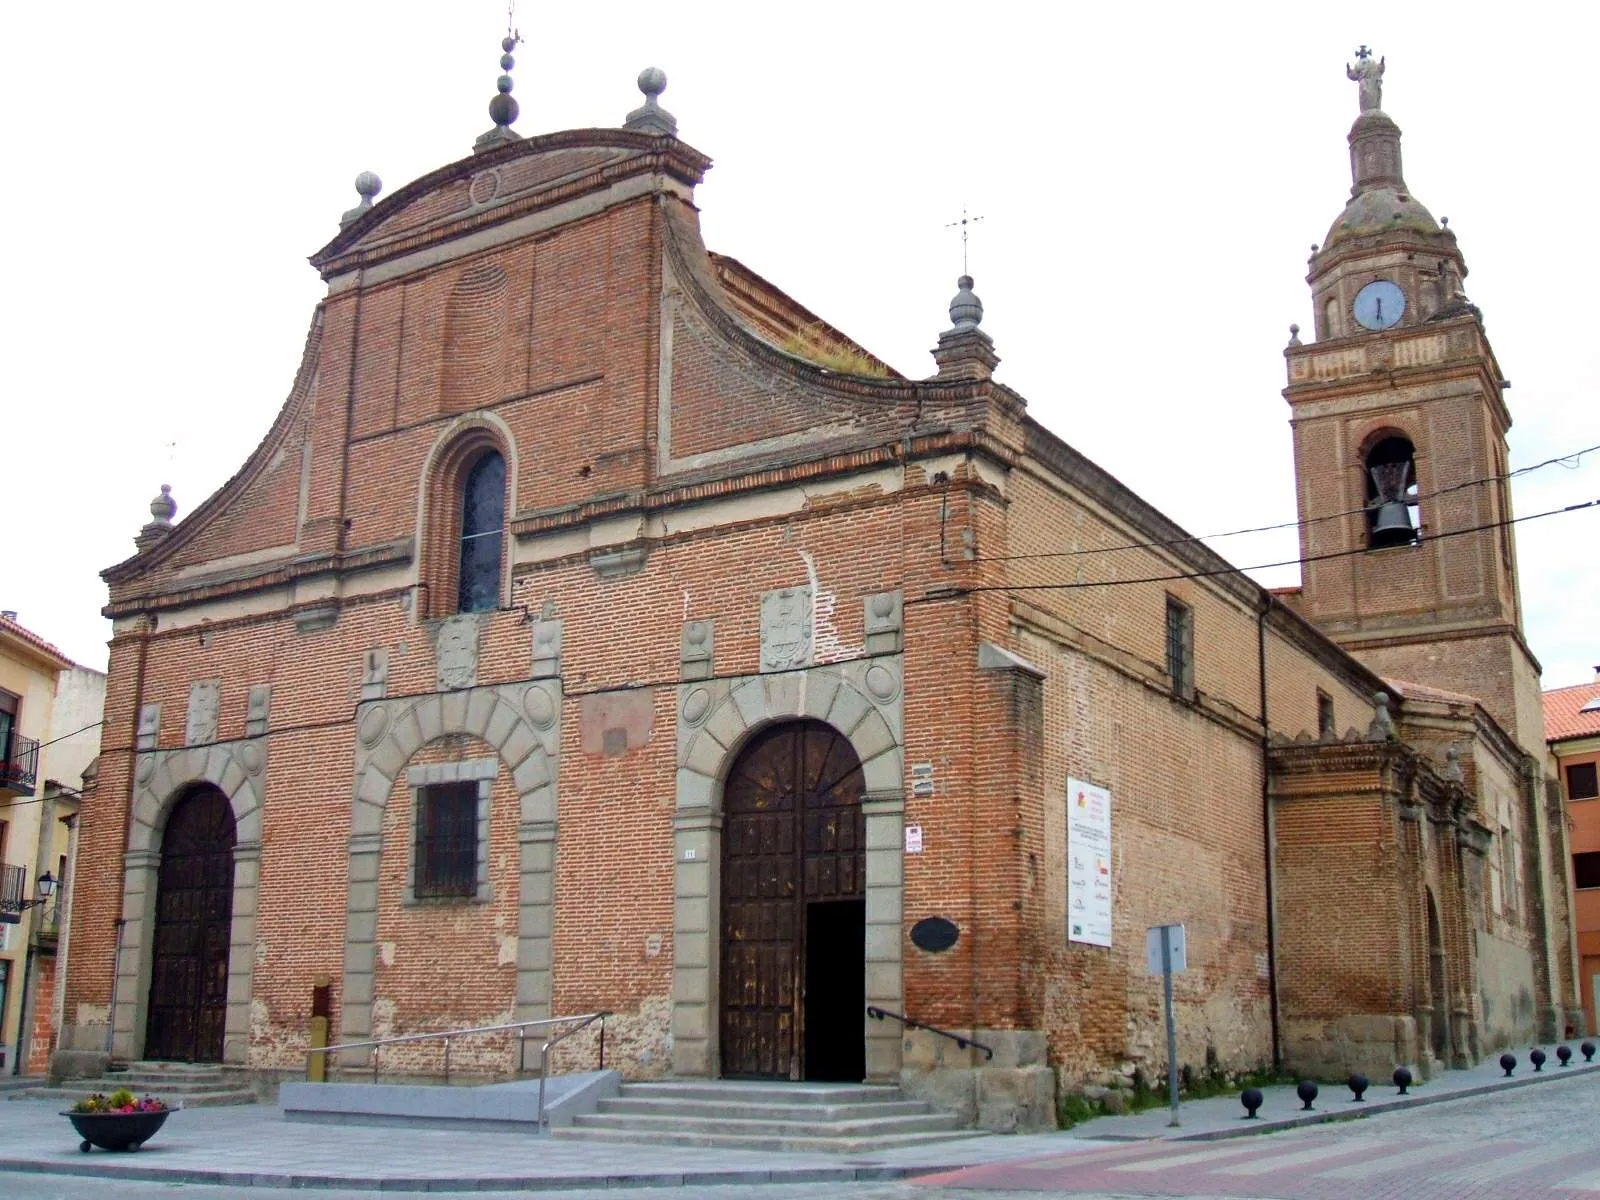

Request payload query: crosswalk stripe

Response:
[1013,1143,1172,1171]
[1317,1140,1471,1179]
[1107,1140,1306,1173]
[1435,1143,1591,1184]
[1212,1141,1376,1175]
[1554,1164,1600,1190]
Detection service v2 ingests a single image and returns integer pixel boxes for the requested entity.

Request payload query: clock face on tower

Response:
[1353,280,1406,331]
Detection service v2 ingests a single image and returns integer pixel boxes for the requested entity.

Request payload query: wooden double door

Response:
[720,720,866,1081]
[146,786,236,1062]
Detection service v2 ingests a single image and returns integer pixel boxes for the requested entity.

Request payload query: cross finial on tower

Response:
[945,206,985,277]
[1354,44,1372,62]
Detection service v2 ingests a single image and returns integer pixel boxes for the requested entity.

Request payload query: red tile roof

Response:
[0,613,73,671]
[1545,679,1600,744]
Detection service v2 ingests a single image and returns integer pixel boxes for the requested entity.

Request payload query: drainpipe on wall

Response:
[1257,591,1283,1072]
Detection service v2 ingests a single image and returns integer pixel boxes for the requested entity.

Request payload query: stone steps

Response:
[597,1096,927,1121]
[8,1061,258,1109]
[551,1079,977,1152]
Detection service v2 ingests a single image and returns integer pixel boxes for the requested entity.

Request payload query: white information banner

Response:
[1067,777,1113,947]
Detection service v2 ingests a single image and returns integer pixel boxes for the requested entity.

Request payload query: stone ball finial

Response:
[949,275,984,331]
[638,67,668,99]
[1288,323,1302,347]
[490,92,519,127]
[354,171,382,200]
[624,67,678,135]
[149,483,177,526]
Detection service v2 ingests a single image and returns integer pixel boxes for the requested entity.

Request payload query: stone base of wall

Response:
[49,1023,111,1083]
[1283,1014,1419,1081]
[897,1028,1056,1133]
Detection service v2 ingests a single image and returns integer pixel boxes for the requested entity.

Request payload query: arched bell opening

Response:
[145,784,237,1062]
[1364,434,1421,549]
[718,719,866,1082]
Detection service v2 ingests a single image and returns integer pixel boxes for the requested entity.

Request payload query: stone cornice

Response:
[312,129,713,279]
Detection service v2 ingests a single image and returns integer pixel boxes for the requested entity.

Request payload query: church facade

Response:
[58,54,1578,1129]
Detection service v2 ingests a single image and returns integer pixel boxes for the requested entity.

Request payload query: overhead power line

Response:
[980,441,1600,566]
[966,496,1599,594]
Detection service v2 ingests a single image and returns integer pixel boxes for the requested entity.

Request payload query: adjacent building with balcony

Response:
[1548,668,1600,1034]
[0,612,103,1075]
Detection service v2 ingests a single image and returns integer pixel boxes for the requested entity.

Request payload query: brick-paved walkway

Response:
[2,1054,1595,1192]
[927,1068,1600,1199]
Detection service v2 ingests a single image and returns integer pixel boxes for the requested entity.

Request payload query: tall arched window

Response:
[1365,435,1420,549]
[457,451,505,612]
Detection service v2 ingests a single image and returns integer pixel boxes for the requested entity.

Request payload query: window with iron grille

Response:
[414,782,479,899]
[1567,762,1599,802]
[1165,596,1194,701]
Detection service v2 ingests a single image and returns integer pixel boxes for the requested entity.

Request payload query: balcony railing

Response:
[1,732,39,794]
[0,863,23,914]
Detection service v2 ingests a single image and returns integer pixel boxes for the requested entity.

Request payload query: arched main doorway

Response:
[720,720,865,1081]
[146,785,237,1062]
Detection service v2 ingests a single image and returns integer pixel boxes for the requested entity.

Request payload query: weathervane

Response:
[946,206,985,276]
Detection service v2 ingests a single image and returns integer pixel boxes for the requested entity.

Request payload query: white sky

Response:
[4,2,1595,687]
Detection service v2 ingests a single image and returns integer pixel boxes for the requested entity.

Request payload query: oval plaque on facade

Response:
[910,916,960,953]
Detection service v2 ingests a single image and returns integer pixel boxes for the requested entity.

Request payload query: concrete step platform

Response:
[572,1110,961,1137]
[9,1086,259,1108]
[551,1125,986,1152]
[550,1079,975,1152]
[616,1081,897,1104]
[598,1096,930,1120]
[8,1063,258,1108]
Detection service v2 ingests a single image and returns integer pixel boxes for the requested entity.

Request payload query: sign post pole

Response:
[1162,924,1179,1127]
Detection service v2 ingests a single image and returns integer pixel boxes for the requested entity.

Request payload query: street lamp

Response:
[16,870,55,911]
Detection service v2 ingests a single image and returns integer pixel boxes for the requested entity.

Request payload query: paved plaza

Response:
[3,1056,1598,1197]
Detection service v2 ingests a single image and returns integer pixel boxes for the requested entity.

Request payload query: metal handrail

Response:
[307,1009,611,1127]
[867,1005,995,1060]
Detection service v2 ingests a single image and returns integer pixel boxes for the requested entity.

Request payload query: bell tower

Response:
[1284,50,1541,750]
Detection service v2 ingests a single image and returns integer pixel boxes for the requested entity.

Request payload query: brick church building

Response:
[58,49,1579,1130]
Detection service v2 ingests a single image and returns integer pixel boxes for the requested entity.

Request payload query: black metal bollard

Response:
[1558,1045,1573,1067]
[1348,1073,1369,1101]
[1241,1087,1263,1119]
[1531,1048,1547,1072]
[1500,1053,1517,1077]
[1583,1042,1596,1063]
[1296,1080,1319,1111]
[1392,1066,1413,1095]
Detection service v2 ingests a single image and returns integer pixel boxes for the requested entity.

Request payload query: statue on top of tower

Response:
[1346,45,1385,112]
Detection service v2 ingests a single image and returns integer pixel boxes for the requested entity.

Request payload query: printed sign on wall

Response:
[1067,777,1113,947]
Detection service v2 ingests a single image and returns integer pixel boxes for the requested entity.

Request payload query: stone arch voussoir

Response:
[671,656,904,1081]
[340,680,562,1061]
[118,736,268,1066]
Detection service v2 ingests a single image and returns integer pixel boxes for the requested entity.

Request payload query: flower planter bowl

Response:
[64,1109,171,1152]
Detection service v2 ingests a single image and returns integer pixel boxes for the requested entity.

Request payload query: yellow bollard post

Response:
[308,1015,329,1083]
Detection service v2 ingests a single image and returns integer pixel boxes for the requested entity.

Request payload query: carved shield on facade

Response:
[435,615,481,692]
[760,587,814,673]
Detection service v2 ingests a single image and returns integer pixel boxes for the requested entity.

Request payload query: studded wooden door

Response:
[720,720,865,1079]
[146,786,236,1062]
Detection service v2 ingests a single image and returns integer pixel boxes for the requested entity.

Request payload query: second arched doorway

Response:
[720,720,865,1081]
[145,785,237,1062]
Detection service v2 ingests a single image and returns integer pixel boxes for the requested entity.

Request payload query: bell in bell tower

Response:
[1283,50,1541,753]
